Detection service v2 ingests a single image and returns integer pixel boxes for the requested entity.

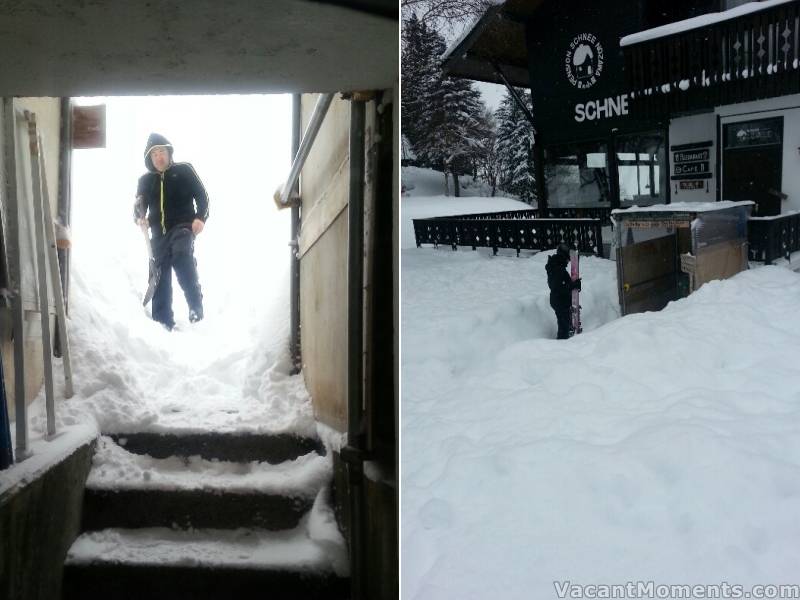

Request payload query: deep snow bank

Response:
[403,246,800,597]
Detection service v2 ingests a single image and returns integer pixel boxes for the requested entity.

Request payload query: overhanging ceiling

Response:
[443,0,545,88]
[0,0,397,96]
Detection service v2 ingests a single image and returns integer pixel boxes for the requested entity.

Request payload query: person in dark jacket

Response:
[134,133,209,331]
[546,243,581,339]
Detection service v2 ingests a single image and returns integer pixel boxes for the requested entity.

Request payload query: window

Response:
[544,141,610,208]
[615,132,666,207]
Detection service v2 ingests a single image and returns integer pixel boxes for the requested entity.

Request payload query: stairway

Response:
[62,430,349,599]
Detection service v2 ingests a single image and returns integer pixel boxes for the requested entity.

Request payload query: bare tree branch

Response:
[401,0,492,28]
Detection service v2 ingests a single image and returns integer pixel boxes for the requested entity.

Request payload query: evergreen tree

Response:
[495,89,537,205]
[477,109,499,196]
[416,68,490,196]
[401,14,445,158]
[402,14,491,196]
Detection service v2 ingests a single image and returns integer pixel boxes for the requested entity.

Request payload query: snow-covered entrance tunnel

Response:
[6,96,350,598]
[0,3,398,598]
[402,173,800,599]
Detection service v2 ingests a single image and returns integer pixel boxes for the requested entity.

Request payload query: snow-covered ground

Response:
[402,166,500,200]
[401,168,800,598]
[402,166,534,250]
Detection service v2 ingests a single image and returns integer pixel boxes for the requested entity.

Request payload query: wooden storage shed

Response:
[614,201,752,315]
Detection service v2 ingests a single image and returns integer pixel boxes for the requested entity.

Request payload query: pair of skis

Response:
[570,249,582,337]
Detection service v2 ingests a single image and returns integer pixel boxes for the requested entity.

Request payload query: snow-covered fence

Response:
[412,215,604,257]
[431,208,539,221]
[540,207,614,225]
[431,207,614,225]
[748,211,800,264]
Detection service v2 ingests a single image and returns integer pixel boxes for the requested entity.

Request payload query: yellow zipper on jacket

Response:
[160,172,166,234]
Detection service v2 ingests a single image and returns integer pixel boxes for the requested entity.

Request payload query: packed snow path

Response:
[26,95,317,440]
[401,171,800,599]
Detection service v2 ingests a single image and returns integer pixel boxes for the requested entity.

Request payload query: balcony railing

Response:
[748,211,800,264]
[623,1,800,116]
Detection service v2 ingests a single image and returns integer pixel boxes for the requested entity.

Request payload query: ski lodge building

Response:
[443,0,800,246]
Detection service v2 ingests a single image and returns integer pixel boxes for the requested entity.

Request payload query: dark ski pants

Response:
[151,224,203,328]
[550,297,572,340]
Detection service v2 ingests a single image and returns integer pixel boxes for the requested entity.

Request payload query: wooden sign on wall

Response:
[72,104,106,149]
[670,140,712,181]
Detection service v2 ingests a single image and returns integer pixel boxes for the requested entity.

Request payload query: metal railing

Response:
[413,215,604,257]
[412,204,800,264]
[1,102,73,467]
[431,206,615,225]
[748,211,800,264]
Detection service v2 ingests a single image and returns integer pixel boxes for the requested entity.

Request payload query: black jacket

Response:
[546,253,574,306]
[136,162,209,236]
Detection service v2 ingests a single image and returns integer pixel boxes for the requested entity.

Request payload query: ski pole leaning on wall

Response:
[33,124,73,400]
[25,111,74,439]
[0,102,75,462]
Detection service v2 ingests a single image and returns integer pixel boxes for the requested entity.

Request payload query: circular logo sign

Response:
[565,33,604,89]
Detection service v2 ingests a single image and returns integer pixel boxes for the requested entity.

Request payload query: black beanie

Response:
[144,133,173,171]
[557,243,571,260]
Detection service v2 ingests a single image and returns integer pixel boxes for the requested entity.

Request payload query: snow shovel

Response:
[141,222,160,306]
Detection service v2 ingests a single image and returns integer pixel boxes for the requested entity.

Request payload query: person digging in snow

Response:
[133,133,208,331]
[546,243,581,340]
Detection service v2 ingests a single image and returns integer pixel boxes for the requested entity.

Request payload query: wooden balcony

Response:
[623,1,800,117]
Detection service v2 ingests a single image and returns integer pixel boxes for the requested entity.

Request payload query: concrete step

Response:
[81,436,331,531]
[63,527,349,600]
[82,488,312,531]
[108,431,324,464]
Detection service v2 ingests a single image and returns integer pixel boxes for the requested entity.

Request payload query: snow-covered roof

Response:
[749,209,800,220]
[440,1,530,88]
[612,200,754,215]
[620,0,796,47]
[442,2,504,63]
